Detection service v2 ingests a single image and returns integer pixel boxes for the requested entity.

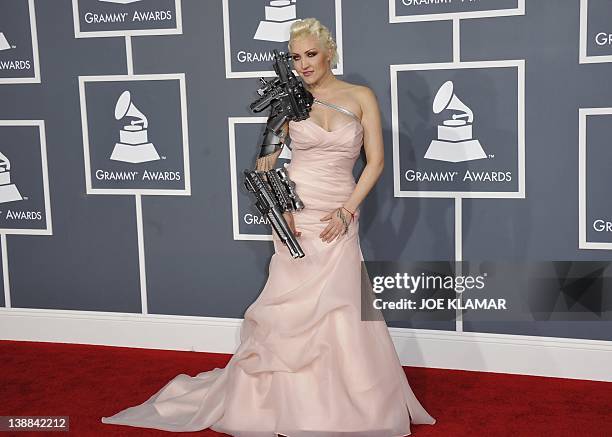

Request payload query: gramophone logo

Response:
[254,0,298,42]
[0,151,23,204]
[0,32,13,51]
[391,61,523,197]
[425,81,486,163]
[223,0,342,78]
[0,1,39,83]
[110,90,160,163]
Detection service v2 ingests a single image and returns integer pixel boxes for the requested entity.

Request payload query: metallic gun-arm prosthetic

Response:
[243,50,313,259]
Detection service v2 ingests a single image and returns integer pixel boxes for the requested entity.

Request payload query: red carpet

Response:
[1,340,611,436]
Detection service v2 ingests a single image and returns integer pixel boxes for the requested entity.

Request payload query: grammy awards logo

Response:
[424,81,487,163]
[254,0,298,42]
[0,32,13,51]
[0,151,23,204]
[98,0,143,4]
[110,90,160,163]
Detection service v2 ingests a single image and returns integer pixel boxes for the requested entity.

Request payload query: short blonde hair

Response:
[288,18,339,68]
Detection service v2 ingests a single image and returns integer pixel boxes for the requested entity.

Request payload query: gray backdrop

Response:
[1,0,611,341]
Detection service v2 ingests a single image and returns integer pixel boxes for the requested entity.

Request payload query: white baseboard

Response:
[1,307,611,382]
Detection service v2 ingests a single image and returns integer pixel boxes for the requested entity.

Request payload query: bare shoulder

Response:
[334,79,377,118]
[338,81,374,98]
[349,85,378,119]
[354,85,377,105]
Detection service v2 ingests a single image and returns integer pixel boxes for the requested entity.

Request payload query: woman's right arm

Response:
[255,121,289,171]
[254,120,300,235]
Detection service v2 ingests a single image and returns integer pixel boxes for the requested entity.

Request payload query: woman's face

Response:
[290,35,331,85]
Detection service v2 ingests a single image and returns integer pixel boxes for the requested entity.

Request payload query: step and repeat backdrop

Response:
[0,0,611,341]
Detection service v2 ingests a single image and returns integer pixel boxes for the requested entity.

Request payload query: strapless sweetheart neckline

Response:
[301,117,363,134]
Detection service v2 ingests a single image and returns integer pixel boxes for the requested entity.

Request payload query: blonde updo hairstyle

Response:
[288,18,339,69]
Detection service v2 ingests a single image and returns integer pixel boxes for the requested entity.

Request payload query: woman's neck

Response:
[306,71,338,99]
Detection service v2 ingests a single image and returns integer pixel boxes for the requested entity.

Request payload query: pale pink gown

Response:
[101,100,436,436]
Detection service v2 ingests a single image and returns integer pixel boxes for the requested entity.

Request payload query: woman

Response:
[102,18,436,436]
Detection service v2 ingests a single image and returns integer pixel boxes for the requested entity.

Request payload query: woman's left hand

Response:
[319,207,352,243]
